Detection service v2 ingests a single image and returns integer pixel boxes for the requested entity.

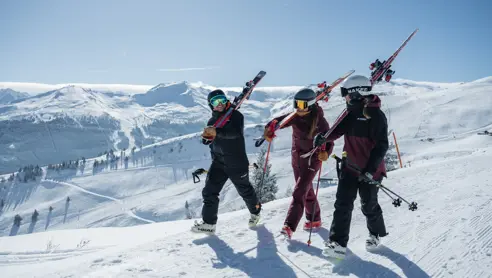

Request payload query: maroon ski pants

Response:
[284,156,321,232]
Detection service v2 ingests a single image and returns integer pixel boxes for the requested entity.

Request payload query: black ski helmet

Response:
[293,88,316,110]
[340,75,372,98]
[207,89,227,110]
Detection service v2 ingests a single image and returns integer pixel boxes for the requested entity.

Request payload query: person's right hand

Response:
[313,132,326,148]
[264,127,275,142]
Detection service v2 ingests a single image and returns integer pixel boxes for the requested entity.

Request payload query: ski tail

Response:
[370,28,418,85]
[315,70,355,102]
[301,29,418,159]
[213,70,267,128]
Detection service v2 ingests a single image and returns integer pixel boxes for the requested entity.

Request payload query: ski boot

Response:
[280,225,293,239]
[191,220,216,235]
[369,59,383,70]
[303,220,322,231]
[366,233,381,251]
[385,69,395,82]
[322,240,346,259]
[248,213,261,228]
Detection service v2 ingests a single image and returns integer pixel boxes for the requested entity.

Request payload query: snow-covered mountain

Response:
[0,81,299,174]
[0,88,29,104]
[0,76,492,277]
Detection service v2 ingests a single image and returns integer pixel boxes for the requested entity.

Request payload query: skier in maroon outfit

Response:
[263,88,333,239]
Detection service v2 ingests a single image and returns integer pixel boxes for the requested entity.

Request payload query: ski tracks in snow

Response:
[0,248,103,266]
[43,179,155,224]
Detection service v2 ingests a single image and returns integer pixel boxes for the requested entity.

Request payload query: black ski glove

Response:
[201,138,212,145]
[358,171,378,185]
[313,132,327,148]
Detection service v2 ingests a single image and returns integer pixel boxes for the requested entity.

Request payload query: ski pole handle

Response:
[255,138,265,147]
[255,119,278,148]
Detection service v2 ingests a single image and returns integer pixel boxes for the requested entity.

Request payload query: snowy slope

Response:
[0,77,492,277]
[1,77,491,233]
[0,143,491,277]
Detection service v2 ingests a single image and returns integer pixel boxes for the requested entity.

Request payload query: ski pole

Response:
[331,152,418,211]
[258,137,273,195]
[260,120,276,179]
[378,186,404,208]
[378,184,417,210]
[255,120,277,203]
[307,162,323,246]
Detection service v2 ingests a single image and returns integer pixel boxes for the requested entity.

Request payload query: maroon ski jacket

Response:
[269,104,332,230]
[326,95,389,180]
[270,104,333,166]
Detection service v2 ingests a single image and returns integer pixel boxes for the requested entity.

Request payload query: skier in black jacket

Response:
[191,89,261,234]
[313,75,389,259]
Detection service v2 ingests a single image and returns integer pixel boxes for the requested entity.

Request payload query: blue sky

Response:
[1,0,490,87]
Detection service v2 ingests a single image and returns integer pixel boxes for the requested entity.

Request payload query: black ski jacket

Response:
[326,95,389,180]
[202,110,249,168]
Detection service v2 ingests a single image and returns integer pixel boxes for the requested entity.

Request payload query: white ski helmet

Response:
[340,75,372,97]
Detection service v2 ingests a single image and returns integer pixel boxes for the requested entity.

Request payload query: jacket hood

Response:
[363,94,382,119]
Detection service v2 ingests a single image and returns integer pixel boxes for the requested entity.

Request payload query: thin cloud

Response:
[156,66,220,72]
[88,69,110,73]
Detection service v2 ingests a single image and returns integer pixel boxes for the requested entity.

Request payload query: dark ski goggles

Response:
[294,99,315,110]
[210,95,228,107]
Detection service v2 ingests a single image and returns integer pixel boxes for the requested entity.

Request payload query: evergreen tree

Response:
[185,201,195,219]
[251,147,278,204]
[385,141,400,172]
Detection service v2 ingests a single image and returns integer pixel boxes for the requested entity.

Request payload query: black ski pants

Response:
[329,173,387,247]
[202,161,260,225]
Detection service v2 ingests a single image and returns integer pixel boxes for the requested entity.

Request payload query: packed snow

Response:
[0,76,492,277]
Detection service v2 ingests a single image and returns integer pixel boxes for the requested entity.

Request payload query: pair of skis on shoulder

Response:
[203,28,419,158]
[255,28,419,160]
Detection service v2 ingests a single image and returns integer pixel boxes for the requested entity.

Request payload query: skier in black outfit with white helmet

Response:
[191,89,262,234]
[313,75,389,259]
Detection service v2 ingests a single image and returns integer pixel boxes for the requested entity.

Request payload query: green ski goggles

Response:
[210,95,228,107]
